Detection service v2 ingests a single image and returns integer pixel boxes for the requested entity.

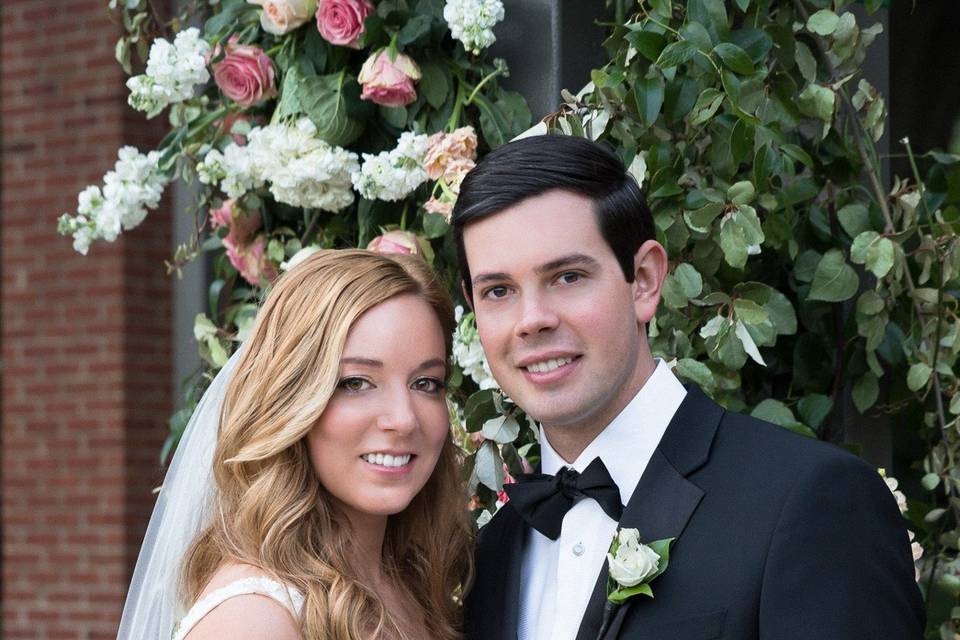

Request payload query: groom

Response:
[453,135,924,639]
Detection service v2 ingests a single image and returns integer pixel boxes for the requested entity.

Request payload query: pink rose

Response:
[316,0,374,48]
[212,40,277,108]
[366,229,426,255]
[497,465,516,504]
[358,50,422,108]
[209,198,263,246]
[226,234,279,286]
[248,0,317,35]
[424,126,478,180]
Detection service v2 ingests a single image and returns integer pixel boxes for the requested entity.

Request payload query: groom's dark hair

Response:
[451,134,654,300]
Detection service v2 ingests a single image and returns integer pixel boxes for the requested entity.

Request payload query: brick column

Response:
[2,1,172,638]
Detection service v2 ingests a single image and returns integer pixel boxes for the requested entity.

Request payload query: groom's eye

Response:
[482,285,510,300]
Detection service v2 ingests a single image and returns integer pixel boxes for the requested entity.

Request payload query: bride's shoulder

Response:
[179,562,301,640]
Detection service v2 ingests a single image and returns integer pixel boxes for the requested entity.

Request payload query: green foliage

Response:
[545,1,960,631]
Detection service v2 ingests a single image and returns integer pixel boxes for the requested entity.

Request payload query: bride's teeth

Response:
[363,453,412,468]
[526,357,573,373]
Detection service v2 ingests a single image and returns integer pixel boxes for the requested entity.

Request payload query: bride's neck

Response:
[343,512,389,585]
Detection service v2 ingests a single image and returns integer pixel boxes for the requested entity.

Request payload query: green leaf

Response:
[809,249,858,302]
[781,144,813,169]
[419,60,449,109]
[837,204,872,239]
[656,40,697,69]
[865,237,895,278]
[397,13,432,45]
[794,249,821,283]
[852,374,879,413]
[481,415,521,444]
[635,75,665,125]
[608,582,653,604]
[921,473,941,491]
[798,394,833,430]
[421,211,449,238]
[193,313,217,341]
[733,298,769,325]
[626,30,667,62]
[464,389,497,432]
[713,43,754,75]
[856,291,885,316]
[380,104,408,129]
[907,363,932,392]
[299,72,367,146]
[674,358,715,391]
[680,22,714,53]
[674,263,703,298]
[727,181,755,206]
[794,42,817,84]
[734,320,766,365]
[734,0,750,12]
[475,440,505,491]
[751,399,795,426]
[764,288,798,335]
[719,205,764,269]
[797,83,836,123]
[690,89,725,127]
[650,0,672,18]
[807,9,840,36]
[684,203,724,233]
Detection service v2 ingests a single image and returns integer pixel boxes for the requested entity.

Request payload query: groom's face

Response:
[463,189,647,433]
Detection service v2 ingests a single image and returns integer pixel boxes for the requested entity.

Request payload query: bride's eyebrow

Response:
[341,357,382,367]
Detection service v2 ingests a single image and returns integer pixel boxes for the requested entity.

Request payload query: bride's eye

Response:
[338,377,372,392]
[412,377,446,394]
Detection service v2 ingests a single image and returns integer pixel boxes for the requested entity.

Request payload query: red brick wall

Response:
[2,1,173,637]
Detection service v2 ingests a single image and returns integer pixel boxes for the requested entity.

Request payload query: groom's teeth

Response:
[362,453,412,468]
[525,357,573,373]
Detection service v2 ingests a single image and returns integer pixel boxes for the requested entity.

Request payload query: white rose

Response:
[250,0,317,35]
[607,529,660,588]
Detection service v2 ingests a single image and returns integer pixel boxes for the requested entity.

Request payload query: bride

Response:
[118,249,472,639]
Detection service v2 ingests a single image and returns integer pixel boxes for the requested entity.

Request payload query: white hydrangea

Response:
[58,147,170,254]
[351,131,429,202]
[127,28,211,115]
[452,305,498,390]
[443,0,505,55]
[202,118,359,211]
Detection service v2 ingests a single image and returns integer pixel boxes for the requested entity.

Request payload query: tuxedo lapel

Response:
[575,386,723,640]
[472,502,525,640]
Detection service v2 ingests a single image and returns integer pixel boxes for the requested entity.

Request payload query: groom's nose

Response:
[515,292,560,338]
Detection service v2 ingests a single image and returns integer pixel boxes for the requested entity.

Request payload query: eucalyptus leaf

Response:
[807,9,840,36]
[809,249,858,302]
[475,440,505,491]
[907,363,933,392]
[481,415,521,444]
[852,374,879,413]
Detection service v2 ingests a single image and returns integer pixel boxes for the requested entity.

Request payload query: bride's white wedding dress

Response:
[172,576,304,640]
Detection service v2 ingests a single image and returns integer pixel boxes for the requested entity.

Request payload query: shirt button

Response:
[572,542,585,556]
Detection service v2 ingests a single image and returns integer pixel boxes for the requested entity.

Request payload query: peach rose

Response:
[212,40,277,107]
[423,127,478,180]
[209,199,277,285]
[358,50,421,108]
[316,0,374,48]
[249,0,317,35]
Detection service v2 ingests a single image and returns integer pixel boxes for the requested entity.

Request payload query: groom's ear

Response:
[631,239,668,324]
[461,281,475,311]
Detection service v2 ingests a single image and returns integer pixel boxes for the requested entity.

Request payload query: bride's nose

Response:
[375,388,418,434]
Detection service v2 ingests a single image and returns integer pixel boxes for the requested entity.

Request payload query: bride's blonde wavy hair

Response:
[182,249,471,639]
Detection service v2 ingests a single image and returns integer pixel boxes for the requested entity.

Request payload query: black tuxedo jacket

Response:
[465,387,925,640]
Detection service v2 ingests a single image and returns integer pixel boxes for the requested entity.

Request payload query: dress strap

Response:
[173,576,305,640]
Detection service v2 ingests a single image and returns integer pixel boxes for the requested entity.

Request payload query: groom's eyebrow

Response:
[535,253,599,274]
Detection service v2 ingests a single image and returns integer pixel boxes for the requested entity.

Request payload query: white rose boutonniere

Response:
[596,528,674,640]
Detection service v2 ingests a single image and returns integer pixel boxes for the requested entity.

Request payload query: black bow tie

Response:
[503,457,623,540]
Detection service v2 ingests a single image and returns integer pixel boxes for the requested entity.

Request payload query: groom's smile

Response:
[463,189,653,455]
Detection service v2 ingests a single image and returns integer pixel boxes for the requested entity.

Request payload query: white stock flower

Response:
[127,28,211,115]
[452,305,498,390]
[280,245,322,271]
[607,528,660,588]
[351,131,429,201]
[443,0,505,55]
[210,118,358,210]
[60,147,170,253]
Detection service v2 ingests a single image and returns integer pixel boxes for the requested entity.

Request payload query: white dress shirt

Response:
[517,360,687,640]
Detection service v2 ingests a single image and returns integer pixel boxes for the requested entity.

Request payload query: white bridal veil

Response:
[117,349,244,639]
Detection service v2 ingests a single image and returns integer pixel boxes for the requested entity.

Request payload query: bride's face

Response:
[307,293,450,523]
